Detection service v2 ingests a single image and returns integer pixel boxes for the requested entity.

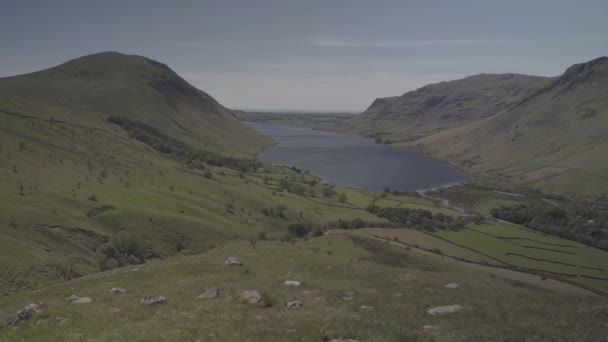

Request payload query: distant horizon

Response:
[2,1,607,111]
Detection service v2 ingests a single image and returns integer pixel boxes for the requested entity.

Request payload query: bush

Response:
[287,223,312,238]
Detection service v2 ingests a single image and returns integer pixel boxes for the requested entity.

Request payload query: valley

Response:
[0,52,607,341]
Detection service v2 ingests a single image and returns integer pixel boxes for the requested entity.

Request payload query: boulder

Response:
[286,300,303,308]
[64,295,80,302]
[284,280,302,287]
[4,303,46,327]
[445,283,460,289]
[141,296,166,306]
[198,288,220,300]
[72,296,93,304]
[224,257,243,266]
[111,287,128,295]
[240,290,262,304]
[360,305,375,311]
[427,305,462,315]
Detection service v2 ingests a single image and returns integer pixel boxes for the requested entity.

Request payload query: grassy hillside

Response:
[1,234,607,341]
[348,57,608,196]
[348,73,552,142]
[0,52,272,157]
[414,57,608,196]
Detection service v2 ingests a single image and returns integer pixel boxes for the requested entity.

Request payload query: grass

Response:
[436,223,608,293]
[1,236,607,341]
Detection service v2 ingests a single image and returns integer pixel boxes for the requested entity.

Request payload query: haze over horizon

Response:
[1,0,607,111]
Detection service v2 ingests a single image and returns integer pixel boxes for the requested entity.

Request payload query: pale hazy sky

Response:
[1,0,607,111]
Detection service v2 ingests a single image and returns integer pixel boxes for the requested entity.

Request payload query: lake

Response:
[245,122,469,191]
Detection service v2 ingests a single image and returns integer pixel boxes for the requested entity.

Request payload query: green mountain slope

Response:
[0,51,272,157]
[350,73,552,139]
[415,57,608,195]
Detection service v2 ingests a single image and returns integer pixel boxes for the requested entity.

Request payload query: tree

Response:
[338,193,347,203]
[322,186,336,198]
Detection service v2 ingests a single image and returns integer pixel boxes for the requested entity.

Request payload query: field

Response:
[1,234,607,341]
[435,223,608,293]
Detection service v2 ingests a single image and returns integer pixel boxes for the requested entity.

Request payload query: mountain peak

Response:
[556,56,608,89]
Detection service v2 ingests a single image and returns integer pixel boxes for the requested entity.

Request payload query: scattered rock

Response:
[64,295,80,302]
[72,297,93,304]
[240,290,262,304]
[342,296,354,301]
[392,293,403,298]
[445,283,460,289]
[198,288,220,300]
[111,287,128,295]
[141,296,166,306]
[427,305,462,315]
[422,324,439,334]
[284,280,302,287]
[224,257,243,266]
[108,307,122,314]
[360,305,375,311]
[286,300,303,308]
[57,318,69,326]
[4,303,46,327]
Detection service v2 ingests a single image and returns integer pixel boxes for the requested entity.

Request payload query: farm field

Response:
[436,223,608,293]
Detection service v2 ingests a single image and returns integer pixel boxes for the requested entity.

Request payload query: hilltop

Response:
[0,51,272,157]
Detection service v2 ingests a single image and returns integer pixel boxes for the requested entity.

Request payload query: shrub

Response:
[287,223,312,238]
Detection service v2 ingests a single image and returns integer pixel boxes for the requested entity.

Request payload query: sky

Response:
[1,0,607,111]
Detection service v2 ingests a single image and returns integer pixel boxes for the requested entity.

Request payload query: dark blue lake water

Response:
[245,122,469,191]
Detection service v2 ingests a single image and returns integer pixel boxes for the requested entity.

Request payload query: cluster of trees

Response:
[491,204,608,250]
[366,205,465,232]
[107,116,257,171]
[98,232,146,270]
[262,205,287,219]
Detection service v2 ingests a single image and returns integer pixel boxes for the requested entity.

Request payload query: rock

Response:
[329,339,361,342]
[284,280,302,287]
[427,305,462,315]
[108,307,122,314]
[240,290,262,304]
[392,293,403,298]
[72,297,92,304]
[141,296,166,306]
[286,300,303,308]
[360,305,375,311]
[224,257,243,266]
[198,288,220,300]
[111,287,128,295]
[445,283,460,289]
[65,295,80,302]
[4,303,45,327]
[422,324,439,333]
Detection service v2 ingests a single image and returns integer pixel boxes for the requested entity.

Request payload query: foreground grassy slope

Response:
[1,235,606,341]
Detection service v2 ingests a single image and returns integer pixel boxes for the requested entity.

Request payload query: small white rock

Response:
[284,280,302,287]
[445,283,460,289]
[71,297,92,304]
[427,305,462,315]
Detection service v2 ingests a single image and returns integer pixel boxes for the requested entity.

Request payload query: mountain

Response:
[0,51,272,156]
[350,73,553,139]
[415,57,608,195]
[351,57,608,196]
